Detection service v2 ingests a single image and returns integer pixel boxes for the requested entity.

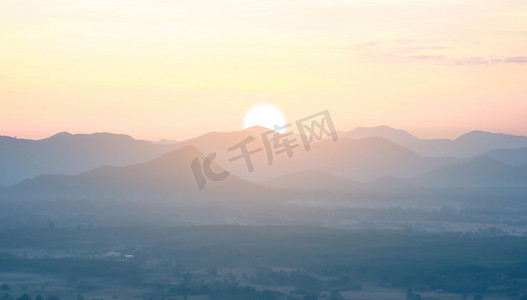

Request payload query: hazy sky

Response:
[1,0,526,140]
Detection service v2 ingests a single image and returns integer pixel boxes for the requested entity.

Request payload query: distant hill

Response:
[450,131,527,157]
[341,126,527,158]
[177,126,305,181]
[181,130,458,182]
[263,170,354,191]
[0,132,180,187]
[364,176,417,190]
[9,145,267,197]
[4,126,526,190]
[263,170,416,192]
[3,146,278,227]
[417,157,527,187]
[346,126,420,146]
[283,137,457,182]
[479,147,527,166]
[154,138,179,145]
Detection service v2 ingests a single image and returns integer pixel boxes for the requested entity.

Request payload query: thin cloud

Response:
[454,56,527,65]
[374,54,446,63]
[504,56,527,64]
[352,40,527,66]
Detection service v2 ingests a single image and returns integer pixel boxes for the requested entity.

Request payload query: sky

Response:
[1,0,526,141]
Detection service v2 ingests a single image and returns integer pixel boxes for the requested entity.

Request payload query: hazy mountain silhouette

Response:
[345,126,420,145]
[417,157,527,187]
[3,146,282,227]
[277,137,457,182]
[177,128,457,182]
[9,145,267,198]
[263,170,355,191]
[3,129,527,228]
[178,126,291,159]
[478,147,527,166]
[450,131,527,157]
[176,126,305,181]
[263,170,416,192]
[341,126,527,158]
[0,132,180,187]
[365,176,417,190]
[3,126,526,191]
[154,138,179,145]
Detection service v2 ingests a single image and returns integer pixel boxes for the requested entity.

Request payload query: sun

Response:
[243,104,287,133]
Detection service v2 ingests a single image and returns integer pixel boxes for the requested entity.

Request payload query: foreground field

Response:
[0,226,526,300]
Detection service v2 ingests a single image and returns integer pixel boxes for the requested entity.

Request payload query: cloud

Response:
[454,56,527,65]
[374,54,446,63]
[503,56,527,64]
[452,57,490,65]
[352,40,527,66]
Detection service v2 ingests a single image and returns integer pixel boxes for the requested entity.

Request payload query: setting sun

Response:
[242,104,287,133]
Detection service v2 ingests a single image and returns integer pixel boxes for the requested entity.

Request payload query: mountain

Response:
[0,132,180,187]
[340,126,451,158]
[345,126,420,146]
[275,137,457,182]
[450,131,527,158]
[417,157,527,188]
[9,145,266,197]
[154,138,179,145]
[178,126,282,157]
[365,176,417,190]
[176,126,303,181]
[263,170,355,191]
[3,146,279,227]
[263,170,416,192]
[341,126,527,158]
[5,126,524,190]
[478,147,527,166]
[180,128,458,182]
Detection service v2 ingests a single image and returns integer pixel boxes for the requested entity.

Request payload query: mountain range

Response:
[8,145,266,198]
[418,157,527,188]
[1,126,526,192]
[1,126,527,228]
[0,132,179,187]
[341,126,527,158]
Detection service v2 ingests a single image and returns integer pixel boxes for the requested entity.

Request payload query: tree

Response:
[0,285,9,291]
[473,295,483,300]
[330,290,345,300]
[208,266,218,276]
[183,272,192,283]
[406,287,413,299]
[16,294,31,300]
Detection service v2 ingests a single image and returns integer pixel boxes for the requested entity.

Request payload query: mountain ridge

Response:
[342,126,527,158]
[417,157,527,188]
[9,145,268,197]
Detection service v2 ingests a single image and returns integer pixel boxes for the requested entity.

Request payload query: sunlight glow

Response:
[243,104,287,133]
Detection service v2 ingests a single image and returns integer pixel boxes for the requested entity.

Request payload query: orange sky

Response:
[1,0,526,140]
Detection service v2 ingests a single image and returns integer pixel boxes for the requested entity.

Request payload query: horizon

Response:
[2,124,527,143]
[3,111,527,142]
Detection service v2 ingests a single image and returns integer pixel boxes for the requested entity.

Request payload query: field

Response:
[0,226,526,300]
